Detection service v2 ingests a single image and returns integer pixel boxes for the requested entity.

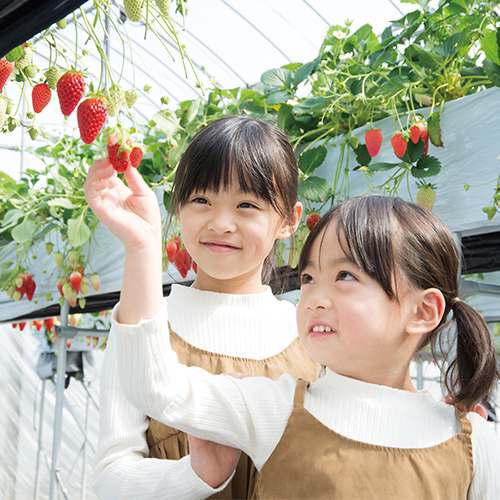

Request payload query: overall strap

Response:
[293,379,310,409]
[455,406,473,436]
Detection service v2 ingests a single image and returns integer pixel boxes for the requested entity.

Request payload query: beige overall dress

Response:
[251,379,474,500]
[147,327,319,499]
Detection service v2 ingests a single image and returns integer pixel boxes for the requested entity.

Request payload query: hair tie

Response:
[451,297,461,308]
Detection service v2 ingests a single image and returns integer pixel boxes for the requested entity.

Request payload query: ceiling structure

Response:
[0,0,417,180]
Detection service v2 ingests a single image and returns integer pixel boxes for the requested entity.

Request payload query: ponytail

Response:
[440,300,500,410]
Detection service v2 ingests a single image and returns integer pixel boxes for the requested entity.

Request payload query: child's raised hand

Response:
[188,434,241,489]
[84,158,162,250]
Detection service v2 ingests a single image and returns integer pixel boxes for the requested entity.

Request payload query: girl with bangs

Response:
[113,195,500,499]
[84,116,318,499]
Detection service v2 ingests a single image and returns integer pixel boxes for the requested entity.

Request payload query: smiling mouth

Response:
[202,241,240,253]
[308,324,336,338]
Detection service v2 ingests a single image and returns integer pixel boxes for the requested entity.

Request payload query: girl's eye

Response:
[192,197,209,205]
[300,273,315,285]
[238,202,258,209]
[337,271,355,281]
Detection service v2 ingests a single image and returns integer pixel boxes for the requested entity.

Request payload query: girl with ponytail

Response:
[113,195,500,499]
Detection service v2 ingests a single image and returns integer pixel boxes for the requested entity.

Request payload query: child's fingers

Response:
[123,162,151,196]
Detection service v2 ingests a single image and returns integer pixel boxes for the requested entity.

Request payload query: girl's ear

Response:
[277,202,303,240]
[406,288,446,336]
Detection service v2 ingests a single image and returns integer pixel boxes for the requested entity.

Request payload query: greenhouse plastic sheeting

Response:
[1,87,500,324]
[0,0,86,58]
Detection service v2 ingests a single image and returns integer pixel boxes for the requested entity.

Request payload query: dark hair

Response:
[299,195,500,409]
[167,115,299,284]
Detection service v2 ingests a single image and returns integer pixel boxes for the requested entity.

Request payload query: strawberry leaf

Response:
[411,156,441,178]
[367,162,400,171]
[401,138,425,163]
[428,112,444,147]
[352,143,372,166]
[299,176,331,202]
[267,89,292,105]
[299,146,327,175]
[483,59,500,86]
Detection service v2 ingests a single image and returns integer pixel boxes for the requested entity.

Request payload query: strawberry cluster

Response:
[13,271,36,301]
[105,127,144,172]
[165,236,197,278]
[12,317,55,332]
[363,121,429,159]
[55,250,101,308]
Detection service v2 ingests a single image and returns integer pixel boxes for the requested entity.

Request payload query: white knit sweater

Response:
[92,284,300,499]
[114,300,500,500]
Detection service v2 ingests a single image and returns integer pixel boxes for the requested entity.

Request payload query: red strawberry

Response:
[19,322,27,331]
[182,249,192,270]
[410,125,421,144]
[417,122,429,155]
[77,97,107,144]
[44,317,54,331]
[166,241,177,260]
[306,213,320,231]
[86,336,91,346]
[174,236,182,251]
[92,336,99,348]
[34,320,43,331]
[130,147,143,168]
[25,273,36,301]
[364,128,383,157]
[107,135,131,173]
[69,271,83,293]
[192,261,198,274]
[390,133,408,158]
[57,71,85,116]
[0,58,14,92]
[32,83,52,113]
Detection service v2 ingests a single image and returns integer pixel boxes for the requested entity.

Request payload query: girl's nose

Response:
[208,210,236,234]
[306,287,331,311]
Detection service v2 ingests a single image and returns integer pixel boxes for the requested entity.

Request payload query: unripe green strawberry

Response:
[24,64,38,78]
[105,84,125,117]
[16,45,33,70]
[45,292,53,302]
[44,67,61,90]
[46,242,54,255]
[125,89,138,108]
[90,273,100,291]
[124,0,143,22]
[5,100,12,114]
[155,0,171,17]
[416,182,437,210]
[28,126,38,140]
[81,276,89,295]
[7,116,18,131]
[54,252,64,268]
[56,18,67,29]
[78,297,86,309]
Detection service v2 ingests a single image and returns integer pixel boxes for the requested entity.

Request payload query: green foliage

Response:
[1,0,499,300]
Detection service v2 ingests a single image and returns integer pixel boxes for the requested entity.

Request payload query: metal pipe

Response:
[33,379,46,500]
[49,299,70,500]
